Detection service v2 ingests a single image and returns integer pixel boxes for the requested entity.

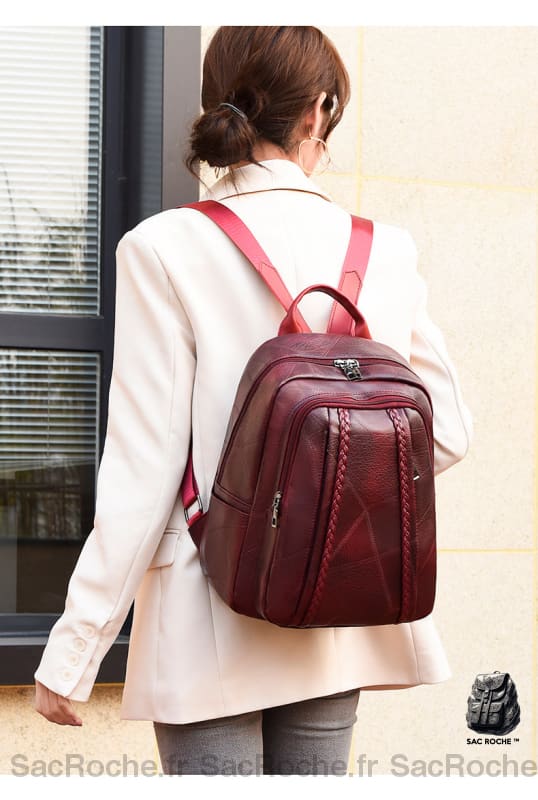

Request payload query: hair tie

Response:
[218,102,248,121]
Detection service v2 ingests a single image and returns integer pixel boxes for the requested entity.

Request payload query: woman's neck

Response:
[231,141,301,172]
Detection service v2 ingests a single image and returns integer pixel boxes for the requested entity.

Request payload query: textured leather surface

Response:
[189,317,437,628]
[466,671,521,735]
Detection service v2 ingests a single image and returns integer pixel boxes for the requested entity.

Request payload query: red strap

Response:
[177,199,374,525]
[327,215,374,334]
[182,200,310,332]
[180,436,202,526]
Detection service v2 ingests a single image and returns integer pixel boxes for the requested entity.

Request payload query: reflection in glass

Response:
[0,349,100,613]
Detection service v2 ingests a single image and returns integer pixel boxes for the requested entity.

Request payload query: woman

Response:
[34,27,473,775]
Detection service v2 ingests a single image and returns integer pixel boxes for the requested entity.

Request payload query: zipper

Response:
[271,491,282,528]
[333,358,362,379]
[216,354,427,487]
[270,392,432,529]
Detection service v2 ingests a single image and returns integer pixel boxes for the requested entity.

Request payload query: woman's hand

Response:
[34,679,83,726]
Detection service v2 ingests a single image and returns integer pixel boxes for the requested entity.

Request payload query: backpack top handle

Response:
[279,283,371,338]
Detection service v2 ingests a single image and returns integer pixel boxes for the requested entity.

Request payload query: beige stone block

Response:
[0,686,160,776]
[535,614,538,766]
[361,27,538,187]
[201,26,218,58]
[314,172,359,213]
[320,26,360,175]
[349,552,534,774]
[360,178,536,550]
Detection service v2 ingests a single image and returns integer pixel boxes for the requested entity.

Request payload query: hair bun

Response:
[228,85,270,124]
[188,102,256,168]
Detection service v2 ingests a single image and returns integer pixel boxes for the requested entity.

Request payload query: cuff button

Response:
[60,668,73,681]
[81,624,95,638]
[67,653,80,666]
[73,637,87,652]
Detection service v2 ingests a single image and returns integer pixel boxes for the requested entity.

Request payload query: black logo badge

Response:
[466,671,521,735]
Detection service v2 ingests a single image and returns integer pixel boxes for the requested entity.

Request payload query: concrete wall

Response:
[1,25,536,778]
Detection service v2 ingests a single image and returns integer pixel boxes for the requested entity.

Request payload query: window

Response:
[0,26,104,624]
[0,26,201,685]
[0,27,103,317]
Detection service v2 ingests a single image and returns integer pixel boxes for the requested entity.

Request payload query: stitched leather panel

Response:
[193,330,436,627]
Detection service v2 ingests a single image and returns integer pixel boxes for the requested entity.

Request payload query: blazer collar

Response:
[200,158,333,203]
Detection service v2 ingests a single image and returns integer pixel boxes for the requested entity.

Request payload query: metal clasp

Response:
[333,358,362,380]
[184,493,203,523]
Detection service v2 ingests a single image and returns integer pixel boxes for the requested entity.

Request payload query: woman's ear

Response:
[303,91,329,139]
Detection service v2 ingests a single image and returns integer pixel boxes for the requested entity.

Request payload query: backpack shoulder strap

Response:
[176,199,374,525]
[326,214,374,335]
[181,199,374,334]
[181,199,311,332]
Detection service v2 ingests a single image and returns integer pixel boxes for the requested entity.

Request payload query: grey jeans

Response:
[153,686,361,776]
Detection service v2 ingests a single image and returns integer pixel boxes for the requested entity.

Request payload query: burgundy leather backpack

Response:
[177,199,436,628]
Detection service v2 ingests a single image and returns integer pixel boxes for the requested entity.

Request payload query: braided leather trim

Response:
[302,407,350,626]
[387,407,413,621]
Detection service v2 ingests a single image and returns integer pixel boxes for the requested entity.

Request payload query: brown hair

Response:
[185,26,350,182]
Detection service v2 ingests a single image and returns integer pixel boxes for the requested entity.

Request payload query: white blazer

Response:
[34,158,474,723]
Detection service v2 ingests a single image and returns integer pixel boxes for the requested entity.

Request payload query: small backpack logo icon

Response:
[466,671,521,735]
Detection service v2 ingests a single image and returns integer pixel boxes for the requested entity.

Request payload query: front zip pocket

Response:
[269,391,433,531]
[260,396,431,627]
[215,355,429,491]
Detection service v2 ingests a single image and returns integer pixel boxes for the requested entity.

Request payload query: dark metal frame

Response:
[162,27,201,210]
[0,25,201,686]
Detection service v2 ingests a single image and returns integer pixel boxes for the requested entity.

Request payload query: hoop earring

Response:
[297,128,331,176]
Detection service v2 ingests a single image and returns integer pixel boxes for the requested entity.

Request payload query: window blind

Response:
[0,348,100,545]
[0,26,103,314]
[0,349,99,478]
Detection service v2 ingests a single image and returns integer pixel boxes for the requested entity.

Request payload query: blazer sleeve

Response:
[405,232,474,476]
[33,229,196,701]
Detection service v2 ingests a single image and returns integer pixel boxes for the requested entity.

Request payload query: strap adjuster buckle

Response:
[184,494,203,524]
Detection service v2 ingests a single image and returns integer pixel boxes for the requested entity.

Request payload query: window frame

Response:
[0,25,201,686]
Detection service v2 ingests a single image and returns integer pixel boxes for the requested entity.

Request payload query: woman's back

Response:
[34,26,473,738]
[106,156,471,722]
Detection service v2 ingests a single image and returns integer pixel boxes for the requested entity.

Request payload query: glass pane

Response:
[0,26,103,314]
[0,349,100,613]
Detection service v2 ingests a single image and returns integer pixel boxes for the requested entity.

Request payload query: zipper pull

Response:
[333,358,362,380]
[271,491,282,528]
